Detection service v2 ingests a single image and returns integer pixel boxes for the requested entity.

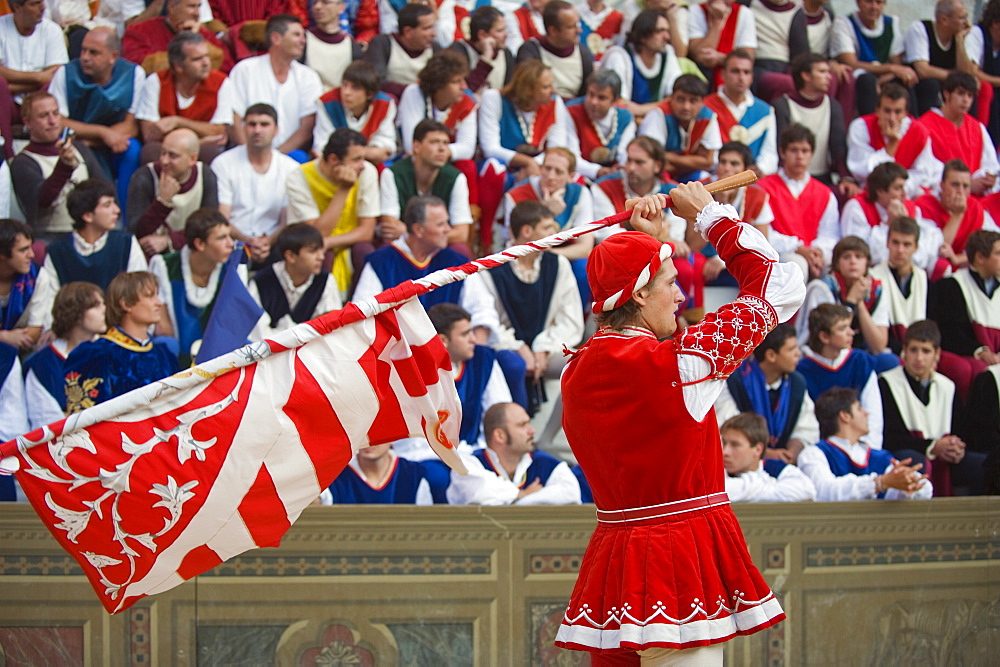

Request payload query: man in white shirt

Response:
[0,0,68,105]
[446,401,581,505]
[722,412,816,502]
[212,103,299,264]
[228,14,322,160]
[903,0,978,116]
[798,386,933,501]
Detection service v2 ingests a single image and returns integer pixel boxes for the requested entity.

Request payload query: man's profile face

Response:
[79,31,117,79]
[177,41,212,81]
[584,83,616,121]
[2,233,35,276]
[721,429,763,476]
[766,336,802,375]
[24,96,62,144]
[441,318,476,363]
[943,87,974,116]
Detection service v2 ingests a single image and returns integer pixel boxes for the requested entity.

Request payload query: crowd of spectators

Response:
[0,0,998,506]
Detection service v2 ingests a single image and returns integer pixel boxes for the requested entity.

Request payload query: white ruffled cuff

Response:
[694,201,740,237]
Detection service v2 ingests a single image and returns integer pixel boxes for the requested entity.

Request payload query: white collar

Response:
[72,230,109,256]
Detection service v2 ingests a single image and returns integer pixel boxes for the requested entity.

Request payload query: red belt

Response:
[596,492,731,524]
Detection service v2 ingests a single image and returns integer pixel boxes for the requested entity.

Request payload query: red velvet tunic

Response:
[556,213,792,652]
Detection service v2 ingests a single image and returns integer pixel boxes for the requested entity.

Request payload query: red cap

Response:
[587,232,675,314]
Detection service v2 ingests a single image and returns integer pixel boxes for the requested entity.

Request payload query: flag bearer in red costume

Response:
[556,182,803,664]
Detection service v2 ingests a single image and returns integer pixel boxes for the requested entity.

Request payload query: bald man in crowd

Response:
[125,127,218,257]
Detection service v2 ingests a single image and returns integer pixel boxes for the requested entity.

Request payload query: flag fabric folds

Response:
[195,243,264,365]
[2,297,463,614]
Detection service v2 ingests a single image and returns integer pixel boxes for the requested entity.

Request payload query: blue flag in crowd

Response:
[196,244,263,364]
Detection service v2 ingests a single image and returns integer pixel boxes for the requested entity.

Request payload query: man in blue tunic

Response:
[62,271,179,412]
[797,387,932,501]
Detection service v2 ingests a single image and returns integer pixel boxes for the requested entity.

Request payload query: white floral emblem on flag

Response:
[2,297,463,613]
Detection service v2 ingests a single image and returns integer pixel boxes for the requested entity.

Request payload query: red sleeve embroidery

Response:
[674,295,777,380]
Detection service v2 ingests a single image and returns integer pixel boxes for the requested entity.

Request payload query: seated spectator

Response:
[397,302,513,502]
[229,14,322,160]
[869,217,931,355]
[797,303,884,448]
[578,0,626,62]
[758,124,839,280]
[319,443,433,504]
[11,91,108,243]
[134,31,232,164]
[601,8,683,119]
[286,128,379,298]
[305,0,362,90]
[0,342,28,479]
[846,83,939,197]
[62,270,179,411]
[830,0,916,116]
[842,161,943,273]
[430,302,512,448]
[908,71,1000,196]
[722,412,817,502]
[965,366,1000,453]
[565,70,637,182]
[354,195,496,325]
[449,5,514,95]
[479,200,583,405]
[502,148,594,248]
[380,119,473,252]
[0,218,38,350]
[773,52,856,198]
[25,179,147,332]
[148,209,237,366]
[638,73,721,182]
[248,223,342,339]
[799,236,897,372]
[212,103,299,265]
[904,0,979,116]
[917,159,1000,272]
[398,51,477,163]
[0,0,68,106]
[446,401,581,505]
[22,281,105,430]
[968,0,1000,145]
[122,0,232,74]
[716,323,819,464]
[478,60,569,239]
[879,319,986,495]
[688,0,759,88]
[48,27,145,208]
[506,0,546,55]
[363,2,439,98]
[745,0,811,90]
[590,136,681,243]
[703,48,778,175]
[798,386,932,500]
[516,0,594,100]
[378,0,465,48]
[694,142,774,293]
[314,60,397,165]
[126,127,219,257]
[929,229,1000,399]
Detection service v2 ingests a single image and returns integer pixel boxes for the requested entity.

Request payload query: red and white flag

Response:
[0,296,464,614]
